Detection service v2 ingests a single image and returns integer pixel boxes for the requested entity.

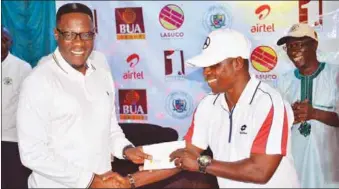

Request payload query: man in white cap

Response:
[101,29,300,188]
[276,23,339,188]
[169,28,299,188]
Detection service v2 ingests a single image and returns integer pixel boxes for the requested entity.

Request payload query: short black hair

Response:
[56,3,93,23]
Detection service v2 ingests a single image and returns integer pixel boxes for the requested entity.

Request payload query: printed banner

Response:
[56,1,339,138]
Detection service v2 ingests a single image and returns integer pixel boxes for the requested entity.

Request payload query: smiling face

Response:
[285,37,317,70]
[54,12,95,69]
[203,58,238,94]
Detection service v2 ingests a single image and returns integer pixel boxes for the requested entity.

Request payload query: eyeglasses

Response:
[283,39,314,51]
[56,28,95,41]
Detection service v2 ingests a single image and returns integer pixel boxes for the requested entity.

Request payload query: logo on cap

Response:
[289,24,299,32]
[203,37,211,49]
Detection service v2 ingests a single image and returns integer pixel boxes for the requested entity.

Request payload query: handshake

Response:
[89,171,134,188]
[90,146,151,188]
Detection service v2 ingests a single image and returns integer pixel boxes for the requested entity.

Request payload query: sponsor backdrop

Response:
[56,1,339,138]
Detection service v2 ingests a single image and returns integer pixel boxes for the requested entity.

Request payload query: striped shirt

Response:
[185,77,299,188]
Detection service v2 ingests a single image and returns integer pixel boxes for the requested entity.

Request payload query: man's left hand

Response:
[292,99,315,124]
[124,146,152,164]
[169,148,199,172]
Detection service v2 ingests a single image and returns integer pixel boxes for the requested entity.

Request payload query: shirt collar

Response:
[2,52,13,66]
[217,75,261,111]
[294,62,325,80]
[53,47,96,77]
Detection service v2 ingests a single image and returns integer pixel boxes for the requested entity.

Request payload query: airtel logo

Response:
[126,53,140,68]
[255,4,271,20]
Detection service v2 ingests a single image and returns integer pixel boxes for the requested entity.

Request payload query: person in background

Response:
[1,26,32,188]
[276,23,339,188]
[16,3,150,188]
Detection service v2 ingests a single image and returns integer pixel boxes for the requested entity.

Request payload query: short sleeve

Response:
[184,96,211,150]
[251,94,290,156]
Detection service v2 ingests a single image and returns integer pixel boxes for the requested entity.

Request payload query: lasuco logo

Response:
[250,46,278,81]
[118,89,148,120]
[164,50,185,81]
[115,7,146,40]
[123,53,144,80]
[159,4,185,39]
[251,4,275,33]
[299,0,323,30]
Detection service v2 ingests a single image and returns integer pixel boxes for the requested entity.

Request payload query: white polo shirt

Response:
[2,53,32,142]
[185,77,300,188]
[17,48,132,188]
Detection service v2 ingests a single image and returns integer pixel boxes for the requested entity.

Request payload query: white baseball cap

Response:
[185,29,251,68]
[277,23,318,46]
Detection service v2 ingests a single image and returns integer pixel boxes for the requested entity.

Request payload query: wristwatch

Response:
[197,155,212,174]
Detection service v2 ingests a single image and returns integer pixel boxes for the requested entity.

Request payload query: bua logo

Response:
[118,89,148,120]
[123,53,144,80]
[251,4,275,33]
[115,7,146,40]
[164,50,185,81]
[250,46,278,81]
[203,5,232,32]
[159,4,185,39]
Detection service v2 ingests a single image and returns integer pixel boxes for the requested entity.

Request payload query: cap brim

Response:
[185,53,223,68]
[277,36,290,46]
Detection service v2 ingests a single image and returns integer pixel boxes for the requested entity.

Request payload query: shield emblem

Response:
[210,14,225,29]
[172,99,186,113]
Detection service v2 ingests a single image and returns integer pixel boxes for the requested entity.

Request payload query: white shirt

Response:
[185,77,300,188]
[276,63,339,188]
[17,48,132,188]
[2,53,32,142]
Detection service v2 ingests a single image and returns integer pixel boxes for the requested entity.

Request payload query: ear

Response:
[54,28,59,40]
[7,38,13,49]
[232,56,244,71]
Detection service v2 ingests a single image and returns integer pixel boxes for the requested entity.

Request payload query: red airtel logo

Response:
[255,4,271,20]
[126,53,140,68]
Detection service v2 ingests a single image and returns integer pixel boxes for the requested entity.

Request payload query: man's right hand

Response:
[89,171,129,188]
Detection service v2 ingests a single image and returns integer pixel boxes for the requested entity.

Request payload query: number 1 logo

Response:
[164,50,185,77]
[299,0,323,27]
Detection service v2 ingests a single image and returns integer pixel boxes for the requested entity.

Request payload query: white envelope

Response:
[142,140,186,170]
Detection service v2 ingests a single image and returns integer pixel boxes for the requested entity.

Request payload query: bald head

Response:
[1,26,13,62]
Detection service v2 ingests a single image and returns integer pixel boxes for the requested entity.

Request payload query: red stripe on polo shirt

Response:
[251,105,274,154]
[281,106,288,156]
[184,109,197,143]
